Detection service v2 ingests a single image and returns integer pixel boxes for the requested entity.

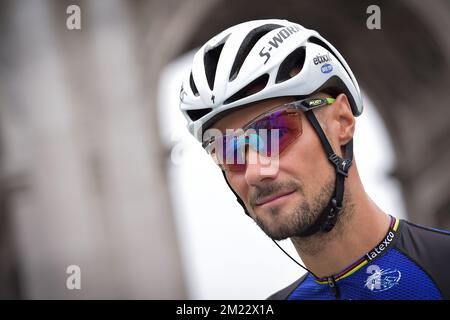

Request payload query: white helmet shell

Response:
[179,19,363,141]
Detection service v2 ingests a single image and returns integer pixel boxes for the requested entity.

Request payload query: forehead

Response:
[213,97,295,132]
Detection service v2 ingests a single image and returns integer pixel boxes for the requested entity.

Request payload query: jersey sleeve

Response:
[395,220,450,299]
[266,273,308,300]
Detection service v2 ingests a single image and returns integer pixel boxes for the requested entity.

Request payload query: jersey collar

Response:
[315,215,400,284]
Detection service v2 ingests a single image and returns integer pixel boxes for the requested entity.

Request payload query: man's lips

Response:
[254,190,296,207]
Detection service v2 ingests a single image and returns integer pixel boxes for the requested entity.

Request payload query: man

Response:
[178,19,450,299]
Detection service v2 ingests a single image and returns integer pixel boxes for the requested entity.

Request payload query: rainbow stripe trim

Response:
[391,215,400,231]
[315,215,398,284]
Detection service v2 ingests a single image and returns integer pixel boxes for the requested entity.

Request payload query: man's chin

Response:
[254,216,295,241]
[254,210,314,240]
[263,228,293,241]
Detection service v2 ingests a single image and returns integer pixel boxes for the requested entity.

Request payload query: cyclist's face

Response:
[213,95,336,240]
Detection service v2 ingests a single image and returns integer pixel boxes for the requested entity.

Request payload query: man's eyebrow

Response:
[210,125,226,135]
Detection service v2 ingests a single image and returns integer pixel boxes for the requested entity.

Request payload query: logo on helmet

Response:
[259,24,301,64]
[321,64,333,74]
[313,52,332,65]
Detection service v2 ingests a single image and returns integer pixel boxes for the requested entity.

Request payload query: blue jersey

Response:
[268,216,450,300]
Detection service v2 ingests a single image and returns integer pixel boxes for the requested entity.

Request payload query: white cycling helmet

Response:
[179,19,363,141]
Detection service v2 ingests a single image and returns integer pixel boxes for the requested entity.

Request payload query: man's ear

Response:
[334,93,355,146]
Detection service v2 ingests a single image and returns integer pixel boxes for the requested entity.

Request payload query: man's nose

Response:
[244,147,279,185]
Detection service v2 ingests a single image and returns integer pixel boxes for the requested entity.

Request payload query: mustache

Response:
[249,180,304,208]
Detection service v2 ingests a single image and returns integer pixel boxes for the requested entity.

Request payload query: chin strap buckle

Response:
[329,154,352,177]
[330,198,342,212]
[322,198,342,232]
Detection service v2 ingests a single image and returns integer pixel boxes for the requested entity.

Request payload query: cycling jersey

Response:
[268,216,450,300]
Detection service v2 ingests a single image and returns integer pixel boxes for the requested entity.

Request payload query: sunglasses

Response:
[203,97,335,172]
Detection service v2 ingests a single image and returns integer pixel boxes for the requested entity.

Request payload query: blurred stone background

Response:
[0,0,449,299]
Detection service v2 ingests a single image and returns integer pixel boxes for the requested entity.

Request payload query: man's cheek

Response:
[236,178,249,199]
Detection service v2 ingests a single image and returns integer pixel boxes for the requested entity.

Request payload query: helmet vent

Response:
[189,72,200,96]
[187,108,213,121]
[204,43,225,90]
[224,74,269,105]
[229,24,283,81]
[276,46,306,83]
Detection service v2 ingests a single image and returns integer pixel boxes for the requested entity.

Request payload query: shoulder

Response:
[266,273,309,300]
[396,219,450,256]
[395,219,450,298]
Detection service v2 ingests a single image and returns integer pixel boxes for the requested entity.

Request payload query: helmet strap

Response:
[221,171,250,216]
[300,110,353,237]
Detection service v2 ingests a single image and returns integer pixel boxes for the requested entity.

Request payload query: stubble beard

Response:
[252,177,335,242]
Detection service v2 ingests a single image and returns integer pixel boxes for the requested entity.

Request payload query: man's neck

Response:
[291,187,391,279]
